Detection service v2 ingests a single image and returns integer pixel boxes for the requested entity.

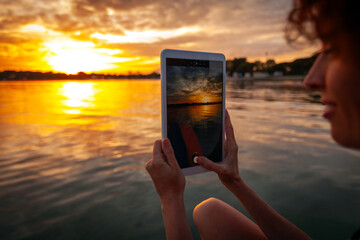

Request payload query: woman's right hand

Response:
[197,109,242,187]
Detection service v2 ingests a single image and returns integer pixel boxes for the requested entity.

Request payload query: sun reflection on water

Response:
[0,80,161,129]
[1,79,360,240]
[59,82,98,114]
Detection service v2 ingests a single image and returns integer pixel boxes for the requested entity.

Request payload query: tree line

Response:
[226,53,318,77]
[1,53,319,80]
[0,71,160,81]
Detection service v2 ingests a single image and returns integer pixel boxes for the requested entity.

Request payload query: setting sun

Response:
[44,39,132,74]
[202,96,211,103]
[0,0,320,75]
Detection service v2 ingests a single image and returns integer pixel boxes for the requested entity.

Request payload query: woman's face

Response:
[304,36,360,148]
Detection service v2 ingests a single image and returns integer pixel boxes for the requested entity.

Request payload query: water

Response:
[167,103,223,168]
[0,79,359,239]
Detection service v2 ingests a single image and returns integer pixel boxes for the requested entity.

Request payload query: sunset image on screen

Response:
[166,59,223,168]
[166,60,223,106]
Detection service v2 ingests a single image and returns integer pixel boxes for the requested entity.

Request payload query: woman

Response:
[145,0,360,239]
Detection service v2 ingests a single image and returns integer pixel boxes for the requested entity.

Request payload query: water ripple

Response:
[0,79,359,240]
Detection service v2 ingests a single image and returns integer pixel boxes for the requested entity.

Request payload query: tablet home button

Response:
[192,155,199,164]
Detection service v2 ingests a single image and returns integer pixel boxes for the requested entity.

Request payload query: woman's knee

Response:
[193,198,268,240]
[193,197,225,225]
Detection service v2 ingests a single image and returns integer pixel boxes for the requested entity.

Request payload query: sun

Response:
[202,96,211,103]
[44,39,130,74]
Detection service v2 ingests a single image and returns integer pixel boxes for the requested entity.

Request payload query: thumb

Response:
[197,156,221,174]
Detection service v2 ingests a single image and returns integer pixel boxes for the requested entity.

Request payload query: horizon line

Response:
[168,101,222,107]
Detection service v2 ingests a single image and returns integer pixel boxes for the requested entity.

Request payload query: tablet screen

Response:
[166,58,223,169]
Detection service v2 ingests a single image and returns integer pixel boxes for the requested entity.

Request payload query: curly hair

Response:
[285,0,360,45]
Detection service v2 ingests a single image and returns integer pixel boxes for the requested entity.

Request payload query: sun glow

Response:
[21,24,47,32]
[59,82,97,114]
[202,96,211,103]
[44,39,131,74]
[91,27,201,44]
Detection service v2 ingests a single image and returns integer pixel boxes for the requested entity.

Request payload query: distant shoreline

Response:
[227,75,305,81]
[0,70,307,82]
[0,71,160,81]
[0,78,161,82]
[168,102,222,107]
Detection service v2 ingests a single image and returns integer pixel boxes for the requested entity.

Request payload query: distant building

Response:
[253,72,269,78]
[244,72,252,78]
[232,72,243,78]
[274,71,284,77]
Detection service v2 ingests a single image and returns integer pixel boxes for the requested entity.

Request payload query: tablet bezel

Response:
[161,49,226,176]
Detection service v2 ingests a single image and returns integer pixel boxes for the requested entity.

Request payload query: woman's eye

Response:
[321,42,337,56]
[322,47,339,59]
[323,47,334,55]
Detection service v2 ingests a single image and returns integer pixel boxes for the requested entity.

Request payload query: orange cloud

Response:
[0,0,320,74]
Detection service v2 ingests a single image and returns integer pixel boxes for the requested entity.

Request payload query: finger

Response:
[145,159,152,172]
[152,140,163,161]
[225,110,235,141]
[225,110,238,150]
[197,156,222,174]
[161,138,177,165]
[224,138,229,156]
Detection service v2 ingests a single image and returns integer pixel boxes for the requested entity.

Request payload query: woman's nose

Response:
[304,53,327,90]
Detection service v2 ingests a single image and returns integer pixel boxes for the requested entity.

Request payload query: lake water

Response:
[0,79,359,239]
[167,103,223,168]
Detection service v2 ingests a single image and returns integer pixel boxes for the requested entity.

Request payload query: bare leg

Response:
[193,198,268,240]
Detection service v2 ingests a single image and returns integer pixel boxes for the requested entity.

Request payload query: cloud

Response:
[0,14,36,30]
[71,0,215,30]
[0,0,290,35]
[0,0,318,73]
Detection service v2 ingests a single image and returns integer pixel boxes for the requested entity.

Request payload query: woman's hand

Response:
[146,139,193,240]
[146,138,185,202]
[197,109,242,187]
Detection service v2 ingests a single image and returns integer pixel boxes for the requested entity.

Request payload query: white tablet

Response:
[161,49,226,176]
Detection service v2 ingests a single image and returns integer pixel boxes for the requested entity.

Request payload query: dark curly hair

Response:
[286,0,360,46]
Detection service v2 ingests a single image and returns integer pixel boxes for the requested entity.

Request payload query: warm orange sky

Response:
[0,0,320,75]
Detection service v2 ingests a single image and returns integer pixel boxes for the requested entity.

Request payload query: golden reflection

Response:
[181,94,221,105]
[63,99,90,108]
[203,104,210,112]
[60,82,96,100]
[59,82,97,114]
[63,109,81,115]
[188,104,221,122]
[0,80,161,128]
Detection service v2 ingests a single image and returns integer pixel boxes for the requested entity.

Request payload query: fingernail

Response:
[197,156,205,163]
[163,138,170,146]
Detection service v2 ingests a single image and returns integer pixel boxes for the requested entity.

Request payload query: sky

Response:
[167,65,223,105]
[0,0,320,74]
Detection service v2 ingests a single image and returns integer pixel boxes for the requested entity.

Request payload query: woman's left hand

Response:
[146,138,185,202]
